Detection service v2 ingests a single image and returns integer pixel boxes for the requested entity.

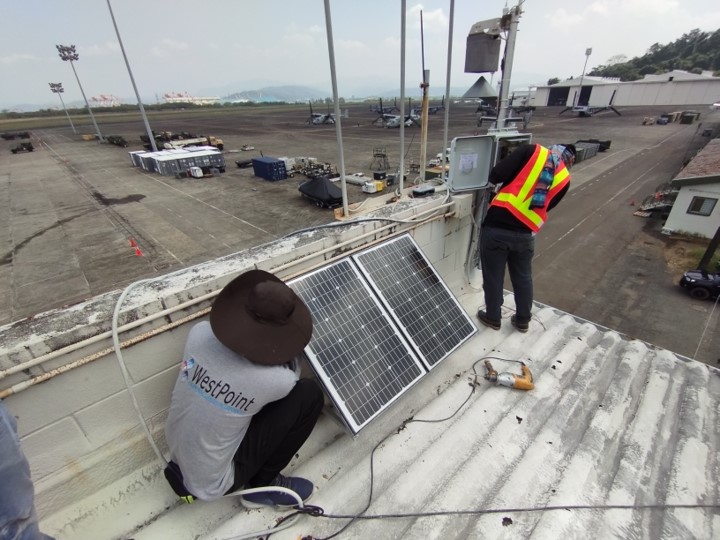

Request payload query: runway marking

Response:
[139,172,275,239]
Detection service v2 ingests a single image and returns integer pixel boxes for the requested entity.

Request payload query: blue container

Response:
[252,157,287,181]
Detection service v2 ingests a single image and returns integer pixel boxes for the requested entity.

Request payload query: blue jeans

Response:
[0,401,55,540]
[480,226,535,323]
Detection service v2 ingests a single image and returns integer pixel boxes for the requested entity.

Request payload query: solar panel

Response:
[354,234,477,369]
[289,259,425,434]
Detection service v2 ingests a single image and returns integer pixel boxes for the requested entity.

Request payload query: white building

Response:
[663,138,720,238]
[533,71,720,108]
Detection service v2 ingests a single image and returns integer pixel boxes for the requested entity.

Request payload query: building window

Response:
[687,196,717,216]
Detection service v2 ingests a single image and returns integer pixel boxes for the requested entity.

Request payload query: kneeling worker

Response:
[165,269,323,507]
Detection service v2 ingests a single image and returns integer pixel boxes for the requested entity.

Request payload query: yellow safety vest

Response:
[490,145,570,232]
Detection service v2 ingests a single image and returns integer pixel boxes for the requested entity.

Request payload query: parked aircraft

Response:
[369,97,399,115]
[559,104,621,117]
[306,102,336,125]
[427,96,445,114]
[476,99,497,116]
[384,110,422,128]
[372,97,422,128]
[559,90,621,117]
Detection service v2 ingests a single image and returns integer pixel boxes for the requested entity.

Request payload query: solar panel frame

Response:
[288,258,426,435]
[353,234,477,370]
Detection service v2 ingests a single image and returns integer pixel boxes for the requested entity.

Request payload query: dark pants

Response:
[231,378,324,490]
[480,226,535,323]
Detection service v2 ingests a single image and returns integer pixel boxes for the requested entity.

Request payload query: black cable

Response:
[317,502,720,521]
[295,355,719,539]
[306,355,517,539]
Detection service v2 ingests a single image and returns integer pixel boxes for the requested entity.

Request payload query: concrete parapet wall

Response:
[0,192,475,531]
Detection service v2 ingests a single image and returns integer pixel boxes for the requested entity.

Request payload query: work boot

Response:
[511,315,529,333]
[241,474,314,509]
[477,310,501,330]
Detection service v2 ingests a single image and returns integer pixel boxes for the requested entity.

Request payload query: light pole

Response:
[49,82,77,134]
[56,44,104,141]
[106,0,157,152]
[575,47,592,108]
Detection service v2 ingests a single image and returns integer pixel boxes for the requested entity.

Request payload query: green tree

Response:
[589,28,720,81]
[547,77,560,85]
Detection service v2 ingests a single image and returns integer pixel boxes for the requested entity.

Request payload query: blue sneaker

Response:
[241,474,314,509]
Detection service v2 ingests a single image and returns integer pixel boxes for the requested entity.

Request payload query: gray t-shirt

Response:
[165,321,299,500]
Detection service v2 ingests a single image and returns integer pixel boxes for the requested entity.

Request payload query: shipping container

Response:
[252,157,287,181]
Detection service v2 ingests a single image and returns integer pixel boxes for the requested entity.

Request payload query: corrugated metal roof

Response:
[674,138,720,182]
[129,292,720,540]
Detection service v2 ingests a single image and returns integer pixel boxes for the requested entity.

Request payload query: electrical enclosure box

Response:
[447,132,533,192]
[492,132,533,164]
[465,33,501,73]
[447,136,494,192]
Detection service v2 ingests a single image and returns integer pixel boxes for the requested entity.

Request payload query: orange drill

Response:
[483,360,534,391]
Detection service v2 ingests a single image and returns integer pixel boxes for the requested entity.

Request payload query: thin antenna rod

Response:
[442,0,455,184]
[420,10,426,81]
[399,0,406,195]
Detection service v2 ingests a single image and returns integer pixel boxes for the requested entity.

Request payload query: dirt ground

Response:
[664,236,717,277]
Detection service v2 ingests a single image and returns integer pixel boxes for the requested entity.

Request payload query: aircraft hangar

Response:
[533,69,720,108]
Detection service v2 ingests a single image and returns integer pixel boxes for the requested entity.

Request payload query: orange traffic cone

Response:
[134,247,143,257]
[129,239,137,247]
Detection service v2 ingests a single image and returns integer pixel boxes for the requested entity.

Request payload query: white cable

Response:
[112,278,167,465]
[220,487,305,540]
[113,280,308,540]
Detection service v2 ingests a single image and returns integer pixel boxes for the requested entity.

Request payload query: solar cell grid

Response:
[289,259,424,433]
[354,235,476,368]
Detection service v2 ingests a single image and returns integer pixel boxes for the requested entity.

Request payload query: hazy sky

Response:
[2,0,719,109]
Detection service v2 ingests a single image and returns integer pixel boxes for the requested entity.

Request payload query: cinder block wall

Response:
[0,193,475,531]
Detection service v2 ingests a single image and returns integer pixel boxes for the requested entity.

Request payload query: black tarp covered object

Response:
[298,176,343,208]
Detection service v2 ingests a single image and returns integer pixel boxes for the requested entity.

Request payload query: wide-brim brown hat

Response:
[209,270,313,365]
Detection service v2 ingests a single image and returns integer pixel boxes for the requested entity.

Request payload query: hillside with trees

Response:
[587,28,720,81]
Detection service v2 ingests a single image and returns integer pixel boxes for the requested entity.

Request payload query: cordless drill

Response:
[483,360,534,391]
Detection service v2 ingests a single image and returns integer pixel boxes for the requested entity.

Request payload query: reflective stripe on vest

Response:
[490,145,570,232]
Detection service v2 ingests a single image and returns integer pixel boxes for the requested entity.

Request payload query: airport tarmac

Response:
[1,103,718,364]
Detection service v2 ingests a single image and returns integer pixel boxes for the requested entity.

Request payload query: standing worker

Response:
[477,143,575,332]
[164,269,324,507]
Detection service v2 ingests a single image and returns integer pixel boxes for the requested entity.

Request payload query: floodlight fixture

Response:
[56,44,104,141]
[574,47,593,107]
[49,82,77,134]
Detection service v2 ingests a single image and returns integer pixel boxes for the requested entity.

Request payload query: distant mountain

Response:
[224,85,329,102]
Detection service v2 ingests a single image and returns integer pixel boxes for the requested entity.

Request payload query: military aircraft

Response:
[306,102,336,125]
[559,90,621,117]
[369,97,399,115]
[427,96,445,114]
[476,98,497,116]
[372,97,421,128]
[559,104,621,117]
[383,110,421,128]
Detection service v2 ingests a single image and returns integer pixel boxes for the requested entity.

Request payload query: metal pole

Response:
[419,11,429,184]
[399,0,406,195]
[495,1,523,129]
[419,69,429,184]
[576,47,592,107]
[322,0,349,217]
[50,83,77,134]
[70,60,103,141]
[441,0,455,183]
[106,0,157,152]
[56,92,77,134]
